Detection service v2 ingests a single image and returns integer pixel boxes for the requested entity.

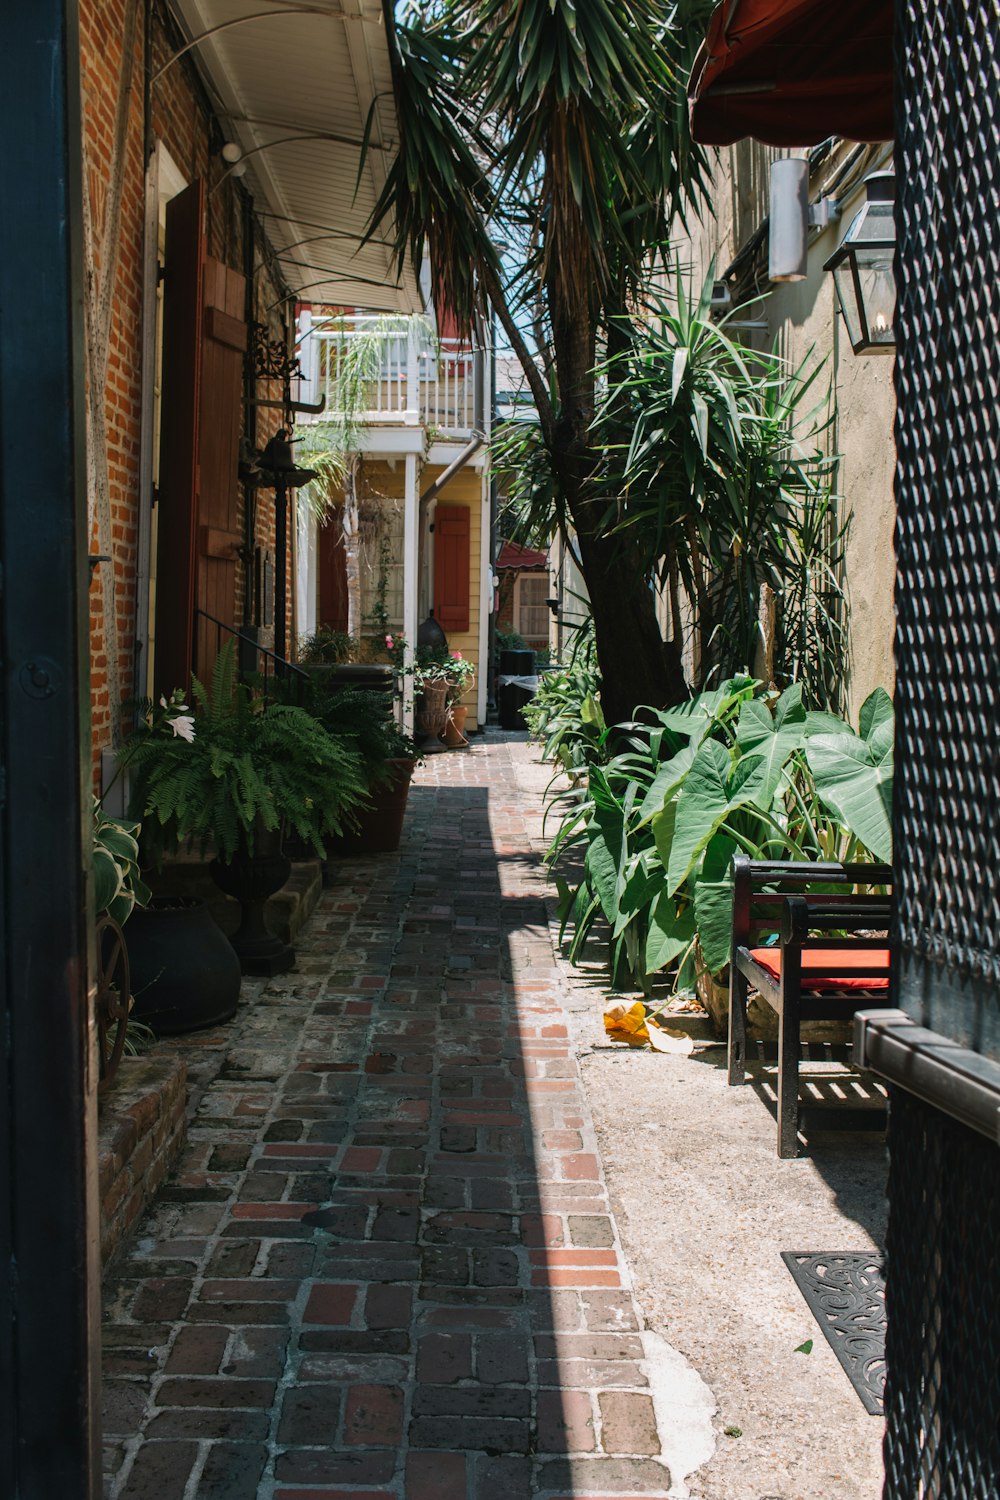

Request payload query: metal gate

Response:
[855,2,1000,1495]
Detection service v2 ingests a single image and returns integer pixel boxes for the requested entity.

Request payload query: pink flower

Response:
[451,651,462,659]
[385,635,394,649]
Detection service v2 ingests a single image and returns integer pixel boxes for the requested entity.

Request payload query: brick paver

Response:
[103,735,672,1499]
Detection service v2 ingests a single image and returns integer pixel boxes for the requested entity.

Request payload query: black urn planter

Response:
[125,898,241,1035]
[210,827,295,976]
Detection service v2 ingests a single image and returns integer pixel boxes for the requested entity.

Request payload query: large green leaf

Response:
[693,878,733,974]
[644,889,695,974]
[667,742,769,894]
[613,850,658,937]
[93,846,123,915]
[859,686,894,762]
[651,797,678,871]
[637,741,699,825]
[735,688,806,808]
[805,695,894,862]
[665,739,731,893]
[585,831,619,922]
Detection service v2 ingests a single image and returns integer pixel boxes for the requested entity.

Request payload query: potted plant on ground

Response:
[443,651,476,747]
[413,646,457,749]
[120,644,369,982]
[309,685,420,856]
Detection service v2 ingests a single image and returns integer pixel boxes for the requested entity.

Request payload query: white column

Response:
[295,496,318,644]
[478,465,490,727]
[403,452,419,736]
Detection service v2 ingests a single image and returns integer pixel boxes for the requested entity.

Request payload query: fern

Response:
[120,643,369,863]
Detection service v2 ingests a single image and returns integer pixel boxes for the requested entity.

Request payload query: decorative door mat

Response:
[781,1251,886,1415]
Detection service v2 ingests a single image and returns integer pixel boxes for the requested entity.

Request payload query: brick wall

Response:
[98,1053,187,1268]
[81,0,291,777]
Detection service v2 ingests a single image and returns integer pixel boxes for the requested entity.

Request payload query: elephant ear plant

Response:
[119,643,369,863]
[549,680,894,991]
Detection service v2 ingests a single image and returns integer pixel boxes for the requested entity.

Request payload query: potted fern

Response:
[307,685,420,856]
[120,644,368,979]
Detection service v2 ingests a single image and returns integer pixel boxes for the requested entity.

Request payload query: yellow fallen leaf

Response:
[603,999,650,1045]
[646,1018,694,1055]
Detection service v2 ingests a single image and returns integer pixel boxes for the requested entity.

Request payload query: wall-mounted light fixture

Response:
[768,158,839,282]
[823,171,896,354]
[219,140,247,177]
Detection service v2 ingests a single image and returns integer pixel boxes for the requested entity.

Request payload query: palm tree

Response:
[364,0,711,720]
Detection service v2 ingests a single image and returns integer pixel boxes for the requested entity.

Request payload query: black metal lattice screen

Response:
[893,0,1000,1053]
[884,1092,1000,1498]
[887,1,1000,1495]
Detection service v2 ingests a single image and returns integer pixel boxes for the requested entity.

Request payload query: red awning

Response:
[495,540,548,572]
[688,0,893,148]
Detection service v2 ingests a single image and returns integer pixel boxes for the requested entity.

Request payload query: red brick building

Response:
[80,0,418,784]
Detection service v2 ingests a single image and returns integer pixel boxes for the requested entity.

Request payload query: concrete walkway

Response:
[103,735,681,1499]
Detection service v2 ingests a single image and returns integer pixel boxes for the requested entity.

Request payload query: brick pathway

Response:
[103,735,675,1499]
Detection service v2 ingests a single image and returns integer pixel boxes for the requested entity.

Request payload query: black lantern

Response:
[823,171,896,354]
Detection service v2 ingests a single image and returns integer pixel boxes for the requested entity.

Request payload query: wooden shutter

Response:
[434,504,471,633]
[194,257,246,683]
[154,180,204,693]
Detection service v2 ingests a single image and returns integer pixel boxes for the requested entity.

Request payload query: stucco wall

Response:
[678,143,897,720]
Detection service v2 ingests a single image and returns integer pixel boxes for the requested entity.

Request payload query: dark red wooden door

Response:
[318,507,348,632]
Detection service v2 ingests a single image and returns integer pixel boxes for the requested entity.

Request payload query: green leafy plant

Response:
[93,801,150,926]
[522,637,604,781]
[547,680,894,989]
[305,685,419,788]
[443,651,476,702]
[120,644,369,863]
[299,626,358,665]
[601,265,844,700]
[495,628,528,654]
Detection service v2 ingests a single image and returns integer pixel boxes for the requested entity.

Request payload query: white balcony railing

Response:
[299,315,480,439]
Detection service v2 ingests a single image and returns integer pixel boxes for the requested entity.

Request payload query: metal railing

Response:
[301,315,479,437]
[194,609,309,704]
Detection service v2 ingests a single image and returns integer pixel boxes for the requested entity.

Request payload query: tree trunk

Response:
[571,506,687,723]
[547,282,687,724]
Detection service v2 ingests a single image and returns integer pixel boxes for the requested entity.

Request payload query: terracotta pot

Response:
[325,758,416,857]
[416,680,449,743]
[443,704,469,748]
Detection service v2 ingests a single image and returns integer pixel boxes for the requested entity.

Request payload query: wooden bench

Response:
[729,857,893,1157]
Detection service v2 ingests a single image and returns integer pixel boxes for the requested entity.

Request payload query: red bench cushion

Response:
[748,947,890,990]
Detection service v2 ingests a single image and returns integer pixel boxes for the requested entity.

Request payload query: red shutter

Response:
[154,180,204,694]
[318,506,349,631]
[194,257,246,684]
[434,505,470,633]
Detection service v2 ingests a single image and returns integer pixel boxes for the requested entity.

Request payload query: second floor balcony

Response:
[297,313,487,443]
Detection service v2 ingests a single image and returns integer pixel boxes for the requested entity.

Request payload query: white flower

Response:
[169,715,196,743]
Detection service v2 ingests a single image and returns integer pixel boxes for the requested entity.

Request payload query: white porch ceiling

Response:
[167,0,420,313]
